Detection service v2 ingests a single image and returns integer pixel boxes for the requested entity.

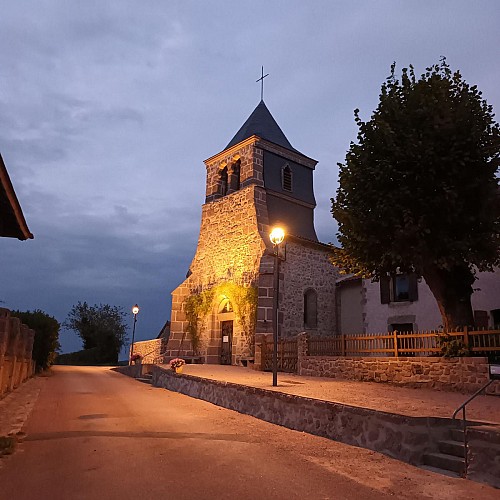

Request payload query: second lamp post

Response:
[129,304,140,365]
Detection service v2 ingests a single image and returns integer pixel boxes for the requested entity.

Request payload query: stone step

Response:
[136,377,152,385]
[418,464,461,478]
[438,440,465,458]
[450,428,465,442]
[423,452,465,475]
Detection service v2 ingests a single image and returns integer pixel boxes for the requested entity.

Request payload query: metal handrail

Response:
[452,379,495,478]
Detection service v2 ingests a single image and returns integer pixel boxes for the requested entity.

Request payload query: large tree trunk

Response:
[422,263,475,332]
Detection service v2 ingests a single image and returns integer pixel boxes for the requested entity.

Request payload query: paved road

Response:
[0,367,497,500]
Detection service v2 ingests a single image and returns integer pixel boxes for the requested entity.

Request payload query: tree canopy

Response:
[64,302,129,364]
[11,309,60,371]
[331,58,500,330]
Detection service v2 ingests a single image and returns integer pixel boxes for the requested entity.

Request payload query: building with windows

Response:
[336,270,500,334]
[163,100,339,365]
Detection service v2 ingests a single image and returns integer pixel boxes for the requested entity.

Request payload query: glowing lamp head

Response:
[132,304,140,315]
[269,227,285,245]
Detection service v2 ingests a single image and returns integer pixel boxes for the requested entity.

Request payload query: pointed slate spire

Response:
[225,100,298,153]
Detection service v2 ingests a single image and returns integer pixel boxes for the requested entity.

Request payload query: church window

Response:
[219,166,228,196]
[282,164,293,192]
[304,289,318,329]
[229,160,241,192]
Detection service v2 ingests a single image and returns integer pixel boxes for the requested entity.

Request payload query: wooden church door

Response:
[220,321,233,365]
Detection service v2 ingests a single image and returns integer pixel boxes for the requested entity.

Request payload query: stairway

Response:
[422,427,466,477]
[136,372,153,385]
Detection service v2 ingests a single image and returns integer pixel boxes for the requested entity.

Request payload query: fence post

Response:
[296,332,308,375]
[462,325,469,348]
[341,334,346,356]
[393,330,399,358]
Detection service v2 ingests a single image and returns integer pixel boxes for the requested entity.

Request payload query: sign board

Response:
[223,335,229,343]
[489,364,500,380]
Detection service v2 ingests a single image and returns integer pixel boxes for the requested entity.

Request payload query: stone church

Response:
[164,100,339,365]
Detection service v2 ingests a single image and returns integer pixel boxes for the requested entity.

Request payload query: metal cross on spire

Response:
[256,66,269,101]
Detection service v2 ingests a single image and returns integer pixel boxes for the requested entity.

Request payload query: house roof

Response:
[225,100,301,154]
[0,154,33,240]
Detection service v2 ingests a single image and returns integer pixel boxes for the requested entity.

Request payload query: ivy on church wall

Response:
[183,282,258,353]
[184,289,215,352]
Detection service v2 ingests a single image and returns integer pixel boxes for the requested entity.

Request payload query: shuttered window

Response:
[380,273,418,303]
[282,164,293,192]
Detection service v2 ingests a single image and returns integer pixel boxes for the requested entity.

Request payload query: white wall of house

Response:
[471,270,500,321]
[339,269,500,334]
[363,279,442,333]
[337,279,364,334]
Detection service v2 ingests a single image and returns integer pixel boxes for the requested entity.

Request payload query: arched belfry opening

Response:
[219,165,228,196]
[229,159,241,192]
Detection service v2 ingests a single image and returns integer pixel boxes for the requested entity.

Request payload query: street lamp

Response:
[129,304,140,365]
[269,227,285,386]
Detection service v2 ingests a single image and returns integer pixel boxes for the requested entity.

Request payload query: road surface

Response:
[0,366,497,499]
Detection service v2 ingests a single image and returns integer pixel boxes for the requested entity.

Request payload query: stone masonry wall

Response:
[298,354,499,395]
[167,182,268,363]
[131,338,166,364]
[0,308,35,397]
[280,240,339,337]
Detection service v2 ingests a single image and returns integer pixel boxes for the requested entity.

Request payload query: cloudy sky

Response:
[1,1,499,355]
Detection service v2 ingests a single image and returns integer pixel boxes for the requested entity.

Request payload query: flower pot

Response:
[174,366,183,374]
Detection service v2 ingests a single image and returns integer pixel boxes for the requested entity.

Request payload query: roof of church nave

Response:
[225,100,302,155]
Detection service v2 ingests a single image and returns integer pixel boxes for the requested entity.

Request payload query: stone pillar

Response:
[297,332,309,375]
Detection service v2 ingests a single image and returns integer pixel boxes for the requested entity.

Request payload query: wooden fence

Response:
[307,327,500,358]
[262,338,298,373]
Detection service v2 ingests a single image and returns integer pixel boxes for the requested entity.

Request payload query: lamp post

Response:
[129,304,140,365]
[269,227,285,387]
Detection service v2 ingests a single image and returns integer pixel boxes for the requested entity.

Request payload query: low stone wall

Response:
[152,365,452,465]
[113,364,153,378]
[131,338,166,364]
[298,355,499,395]
[0,308,35,397]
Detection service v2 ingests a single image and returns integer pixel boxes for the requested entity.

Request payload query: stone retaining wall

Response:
[152,365,451,465]
[150,365,500,489]
[468,425,500,488]
[298,354,499,395]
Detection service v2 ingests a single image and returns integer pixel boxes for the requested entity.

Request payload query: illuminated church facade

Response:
[164,101,339,365]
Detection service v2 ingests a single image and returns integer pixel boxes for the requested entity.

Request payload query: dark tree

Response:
[11,309,60,371]
[331,59,500,331]
[64,302,129,363]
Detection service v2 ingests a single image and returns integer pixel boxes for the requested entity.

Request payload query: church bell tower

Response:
[164,100,338,365]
